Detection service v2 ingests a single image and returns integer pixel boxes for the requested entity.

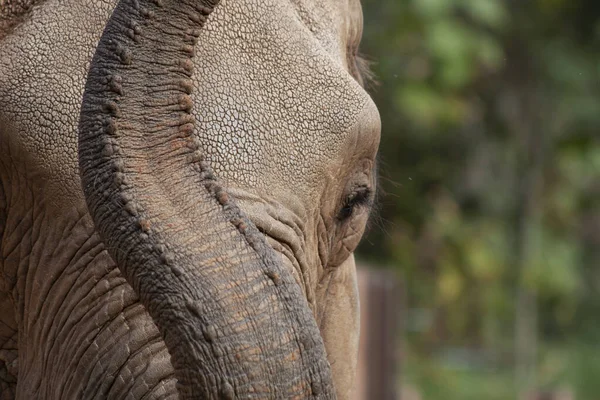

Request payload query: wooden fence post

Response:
[353,267,403,400]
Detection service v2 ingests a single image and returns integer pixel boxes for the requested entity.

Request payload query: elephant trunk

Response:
[77,0,335,398]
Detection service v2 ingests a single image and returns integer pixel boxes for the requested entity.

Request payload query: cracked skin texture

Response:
[0,0,380,398]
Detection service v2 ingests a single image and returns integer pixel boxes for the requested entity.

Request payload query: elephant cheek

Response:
[317,254,360,400]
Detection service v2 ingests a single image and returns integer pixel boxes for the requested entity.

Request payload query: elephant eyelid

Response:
[337,185,373,221]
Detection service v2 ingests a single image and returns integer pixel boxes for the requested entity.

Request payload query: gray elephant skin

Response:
[0,0,380,398]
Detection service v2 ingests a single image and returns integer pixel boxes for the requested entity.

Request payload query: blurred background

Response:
[354,0,600,399]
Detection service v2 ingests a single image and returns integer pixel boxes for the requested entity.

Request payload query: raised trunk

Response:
[77,0,335,398]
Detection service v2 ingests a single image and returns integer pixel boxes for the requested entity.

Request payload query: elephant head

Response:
[77,0,380,398]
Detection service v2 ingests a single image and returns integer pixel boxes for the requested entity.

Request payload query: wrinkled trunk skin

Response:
[78,0,335,398]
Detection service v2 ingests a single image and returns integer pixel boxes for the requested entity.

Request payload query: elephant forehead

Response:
[0,0,118,206]
[191,0,376,195]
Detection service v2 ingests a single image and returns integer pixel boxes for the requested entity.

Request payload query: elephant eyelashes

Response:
[337,186,373,221]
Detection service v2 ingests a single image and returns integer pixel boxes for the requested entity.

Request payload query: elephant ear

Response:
[77,0,336,398]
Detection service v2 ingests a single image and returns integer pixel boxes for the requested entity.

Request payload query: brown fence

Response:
[353,267,403,400]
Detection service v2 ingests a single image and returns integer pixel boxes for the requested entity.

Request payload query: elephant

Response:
[0,0,380,398]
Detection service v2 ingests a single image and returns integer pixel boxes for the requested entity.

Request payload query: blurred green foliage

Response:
[358,0,600,397]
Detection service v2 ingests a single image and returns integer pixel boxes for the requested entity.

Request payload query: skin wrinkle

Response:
[49,274,119,394]
[77,318,130,398]
[30,219,84,343]
[0,0,379,397]
[317,212,330,269]
[111,345,175,400]
[53,265,116,372]
[50,267,126,377]
[40,264,112,387]
[229,188,321,306]
[248,204,312,289]
[71,298,157,398]
[20,197,40,333]
[316,271,335,328]
[21,209,171,396]
[262,202,307,249]
[84,305,161,398]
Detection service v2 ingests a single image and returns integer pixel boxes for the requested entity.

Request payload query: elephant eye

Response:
[337,185,373,221]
